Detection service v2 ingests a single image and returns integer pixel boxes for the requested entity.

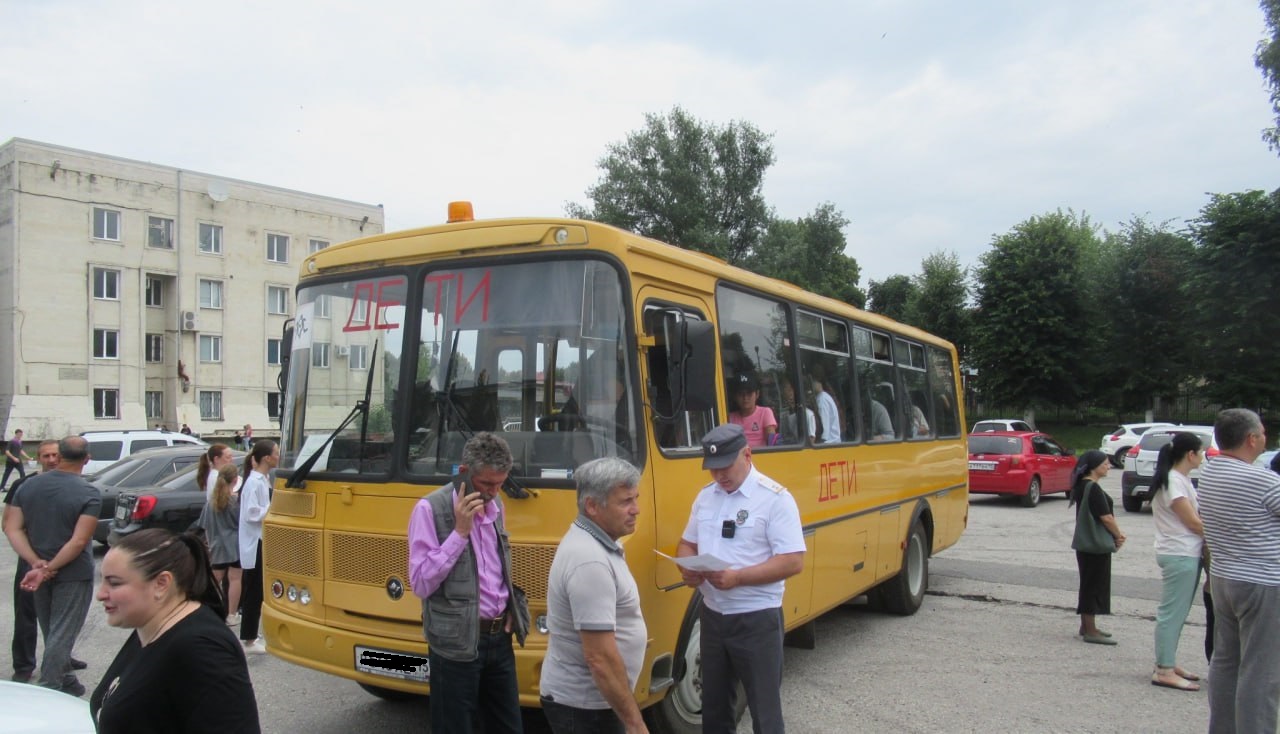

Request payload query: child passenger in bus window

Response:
[728,373,777,448]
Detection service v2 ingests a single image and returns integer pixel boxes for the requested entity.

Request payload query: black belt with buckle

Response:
[481,616,506,634]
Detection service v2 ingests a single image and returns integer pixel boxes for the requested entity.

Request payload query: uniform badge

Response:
[736,509,749,526]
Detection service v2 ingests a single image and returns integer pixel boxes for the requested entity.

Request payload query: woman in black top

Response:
[1069,450,1127,645]
[90,528,260,733]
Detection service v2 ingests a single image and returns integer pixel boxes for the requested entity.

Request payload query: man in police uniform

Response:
[677,423,805,734]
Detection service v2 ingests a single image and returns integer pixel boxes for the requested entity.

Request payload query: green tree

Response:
[906,251,971,361]
[971,210,1101,417]
[746,203,865,307]
[1089,218,1197,416]
[1256,0,1280,153]
[567,106,774,265]
[866,275,916,323]
[1187,189,1280,409]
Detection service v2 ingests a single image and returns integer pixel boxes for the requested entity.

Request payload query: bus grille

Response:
[511,543,556,603]
[321,534,556,602]
[270,490,316,518]
[263,526,321,577]
[331,533,408,587]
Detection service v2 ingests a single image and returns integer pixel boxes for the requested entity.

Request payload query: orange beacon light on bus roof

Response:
[447,201,475,223]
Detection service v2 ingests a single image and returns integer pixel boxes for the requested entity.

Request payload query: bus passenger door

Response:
[639,294,717,591]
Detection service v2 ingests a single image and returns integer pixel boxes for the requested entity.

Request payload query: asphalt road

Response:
[0,470,1212,733]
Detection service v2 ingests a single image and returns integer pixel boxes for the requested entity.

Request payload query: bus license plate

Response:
[969,461,996,471]
[355,646,429,683]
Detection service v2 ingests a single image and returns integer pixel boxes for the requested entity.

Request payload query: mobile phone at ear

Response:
[451,472,467,492]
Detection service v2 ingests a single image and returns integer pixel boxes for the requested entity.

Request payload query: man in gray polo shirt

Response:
[540,457,647,734]
[2,436,99,696]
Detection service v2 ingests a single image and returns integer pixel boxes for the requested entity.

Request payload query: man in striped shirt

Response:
[1197,408,1280,734]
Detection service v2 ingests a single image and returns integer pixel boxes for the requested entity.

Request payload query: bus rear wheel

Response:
[879,520,928,616]
[646,603,746,734]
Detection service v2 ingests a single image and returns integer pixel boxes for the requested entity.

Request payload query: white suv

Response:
[1119,425,1217,513]
[1098,422,1174,467]
[80,430,205,475]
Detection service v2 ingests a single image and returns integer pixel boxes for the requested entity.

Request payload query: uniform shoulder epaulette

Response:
[758,476,786,494]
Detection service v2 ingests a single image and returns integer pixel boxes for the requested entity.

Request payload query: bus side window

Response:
[854,328,900,442]
[927,346,961,438]
[896,339,931,440]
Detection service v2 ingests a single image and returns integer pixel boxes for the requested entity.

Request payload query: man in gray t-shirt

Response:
[540,458,647,734]
[2,436,99,695]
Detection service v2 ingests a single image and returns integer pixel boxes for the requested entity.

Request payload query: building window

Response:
[266,338,282,365]
[199,390,223,420]
[315,295,331,318]
[267,392,283,419]
[309,239,329,254]
[312,342,330,368]
[145,391,163,419]
[145,333,164,363]
[199,223,223,254]
[349,344,369,370]
[93,268,120,300]
[267,286,289,315]
[93,208,120,241]
[199,335,222,363]
[93,329,119,359]
[145,277,163,307]
[267,233,290,263]
[147,216,174,249]
[199,279,223,309]
[350,299,369,324]
[94,388,119,419]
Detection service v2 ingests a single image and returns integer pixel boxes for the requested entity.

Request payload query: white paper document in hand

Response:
[655,549,732,572]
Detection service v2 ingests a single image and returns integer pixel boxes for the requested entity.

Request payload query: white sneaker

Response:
[242,638,267,655]
[226,613,240,627]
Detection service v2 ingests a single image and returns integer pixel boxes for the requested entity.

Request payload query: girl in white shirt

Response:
[237,440,277,655]
[1149,432,1205,691]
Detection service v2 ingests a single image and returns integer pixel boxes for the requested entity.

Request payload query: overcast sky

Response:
[4,0,1277,285]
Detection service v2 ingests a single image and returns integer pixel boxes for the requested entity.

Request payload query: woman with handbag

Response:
[1069,450,1126,645]
[1149,432,1204,691]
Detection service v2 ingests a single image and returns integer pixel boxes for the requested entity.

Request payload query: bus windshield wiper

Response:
[286,340,378,489]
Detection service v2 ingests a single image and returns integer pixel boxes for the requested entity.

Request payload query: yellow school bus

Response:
[261,203,968,731]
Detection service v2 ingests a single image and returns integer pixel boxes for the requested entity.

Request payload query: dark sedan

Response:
[109,456,247,544]
[91,445,223,544]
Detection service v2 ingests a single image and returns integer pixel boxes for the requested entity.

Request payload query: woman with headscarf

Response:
[1069,449,1126,644]
[1148,432,1205,691]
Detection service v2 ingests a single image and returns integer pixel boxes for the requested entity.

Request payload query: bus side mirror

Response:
[278,319,294,394]
[668,319,716,412]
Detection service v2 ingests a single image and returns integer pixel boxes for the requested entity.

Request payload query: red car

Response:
[968,431,1076,507]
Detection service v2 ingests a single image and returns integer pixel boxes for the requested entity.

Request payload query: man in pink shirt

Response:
[408,432,529,734]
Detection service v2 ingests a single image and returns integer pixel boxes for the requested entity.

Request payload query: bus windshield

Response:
[281,258,638,481]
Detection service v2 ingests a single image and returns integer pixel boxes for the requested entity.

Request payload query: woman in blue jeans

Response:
[1149,432,1205,691]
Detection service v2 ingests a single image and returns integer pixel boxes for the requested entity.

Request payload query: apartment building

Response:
[0,138,384,438]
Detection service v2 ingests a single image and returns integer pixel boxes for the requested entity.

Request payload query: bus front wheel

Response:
[878,520,929,616]
[646,602,746,734]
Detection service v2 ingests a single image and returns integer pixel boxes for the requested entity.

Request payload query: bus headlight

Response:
[299,587,312,605]
[287,584,299,602]
[271,580,284,599]
[535,614,549,635]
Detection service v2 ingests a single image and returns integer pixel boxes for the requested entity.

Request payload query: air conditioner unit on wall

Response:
[334,345,349,357]
[180,311,198,332]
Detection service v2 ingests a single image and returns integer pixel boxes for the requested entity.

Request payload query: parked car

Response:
[0,680,93,732]
[1098,422,1174,467]
[90,445,231,544]
[109,456,246,545]
[1254,449,1279,472]
[971,419,1034,433]
[81,429,205,475]
[967,431,1076,507]
[1120,425,1218,512]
